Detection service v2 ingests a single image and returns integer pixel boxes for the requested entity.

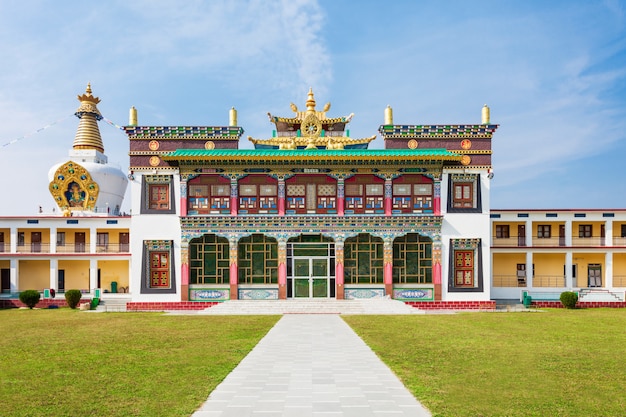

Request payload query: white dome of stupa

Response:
[48,84,128,216]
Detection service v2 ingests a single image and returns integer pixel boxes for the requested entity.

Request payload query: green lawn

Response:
[344,309,626,417]
[0,309,279,417]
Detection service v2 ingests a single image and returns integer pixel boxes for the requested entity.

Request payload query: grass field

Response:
[344,309,626,417]
[1,309,624,417]
[0,309,279,417]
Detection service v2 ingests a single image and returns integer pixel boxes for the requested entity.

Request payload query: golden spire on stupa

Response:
[73,83,104,153]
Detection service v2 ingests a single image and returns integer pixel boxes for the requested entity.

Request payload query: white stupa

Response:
[48,84,128,216]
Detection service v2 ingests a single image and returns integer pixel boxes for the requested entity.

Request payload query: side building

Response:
[491,209,626,306]
[126,89,498,309]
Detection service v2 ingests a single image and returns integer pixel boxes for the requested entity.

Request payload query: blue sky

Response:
[0,0,625,215]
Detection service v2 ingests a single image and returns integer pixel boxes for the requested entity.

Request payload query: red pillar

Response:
[336,262,344,299]
[278,263,287,299]
[229,263,238,300]
[181,262,189,301]
[433,262,442,300]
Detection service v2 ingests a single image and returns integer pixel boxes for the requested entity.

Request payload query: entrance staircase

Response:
[94,296,131,312]
[578,289,624,302]
[197,298,426,315]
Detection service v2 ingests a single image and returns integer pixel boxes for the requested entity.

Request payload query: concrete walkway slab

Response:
[192,315,431,417]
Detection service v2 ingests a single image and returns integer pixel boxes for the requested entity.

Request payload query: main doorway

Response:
[286,236,335,298]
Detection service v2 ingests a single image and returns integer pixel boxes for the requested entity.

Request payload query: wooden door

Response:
[31,232,41,253]
[75,232,86,253]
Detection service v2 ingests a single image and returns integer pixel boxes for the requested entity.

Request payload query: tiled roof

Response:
[161,148,462,162]
[124,126,244,139]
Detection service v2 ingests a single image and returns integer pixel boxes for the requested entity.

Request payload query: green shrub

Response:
[65,290,82,309]
[560,291,578,309]
[19,290,41,309]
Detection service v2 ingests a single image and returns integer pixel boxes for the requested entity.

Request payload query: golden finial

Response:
[129,106,137,126]
[229,107,238,126]
[290,103,298,113]
[73,84,104,153]
[481,104,490,124]
[306,87,316,114]
[384,105,393,125]
[323,102,331,113]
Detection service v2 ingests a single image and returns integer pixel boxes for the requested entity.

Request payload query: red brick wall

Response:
[406,301,496,310]
[0,298,91,309]
[126,302,218,311]
[532,301,626,309]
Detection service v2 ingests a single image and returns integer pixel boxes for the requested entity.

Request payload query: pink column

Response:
[229,238,238,299]
[278,240,287,299]
[434,181,441,215]
[433,243,442,300]
[180,178,188,216]
[384,179,392,216]
[383,239,393,297]
[335,241,345,299]
[278,178,285,216]
[337,178,345,216]
[230,179,238,216]
[181,263,189,301]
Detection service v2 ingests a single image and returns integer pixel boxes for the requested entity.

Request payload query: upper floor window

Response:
[447,174,481,213]
[621,224,626,238]
[392,175,433,213]
[56,232,65,246]
[495,225,509,239]
[18,232,25,246]
[537,225,551,238]
[141,175,175,214]
[579,224,592,238]
[286,175,337,214]
[188,175,230,215]
[239,175,278,214]
[345,175,384,214]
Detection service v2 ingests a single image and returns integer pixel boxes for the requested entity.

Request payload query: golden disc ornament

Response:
[204,141,215,150]
[461,139,472,150]
[149,156,160,166]
[461,155,471,166]
[148,140,160,151]
[408,139,418,149]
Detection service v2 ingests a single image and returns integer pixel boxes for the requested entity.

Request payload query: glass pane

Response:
[294,259,309,277]
[312,278,327,297]
[294,278,309,297]
[312,259,327,277]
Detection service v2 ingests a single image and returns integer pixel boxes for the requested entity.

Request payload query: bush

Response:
[19,290,41,309]
[65,289,83,309]
[560,291,578,309]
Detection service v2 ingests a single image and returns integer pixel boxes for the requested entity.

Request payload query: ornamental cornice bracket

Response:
[268,171,295,181]
[328,171,355,180]
[374,171,401,181]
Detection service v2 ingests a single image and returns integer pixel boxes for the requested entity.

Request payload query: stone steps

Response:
[197,298,426,315]
[95,296,131,312]
[578,289,624,302]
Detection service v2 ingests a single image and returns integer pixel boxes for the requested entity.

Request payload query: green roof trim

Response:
[162,148,461,159]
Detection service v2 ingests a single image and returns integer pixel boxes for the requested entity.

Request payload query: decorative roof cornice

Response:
[124,126,244,140]
[379,124,499,139]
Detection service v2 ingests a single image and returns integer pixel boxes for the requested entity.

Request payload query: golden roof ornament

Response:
[481,104,490,125]
[73,83,105,153]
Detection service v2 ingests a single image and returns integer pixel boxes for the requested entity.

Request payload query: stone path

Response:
[191,314,431,416]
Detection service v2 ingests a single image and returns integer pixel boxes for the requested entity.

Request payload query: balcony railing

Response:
[613,237,626,246]
[16,243,51,253]
[493,236,609,247]
[7,243,130,254]
[614,275,626,287]
[492,275,527,287]
[532,275,566,288]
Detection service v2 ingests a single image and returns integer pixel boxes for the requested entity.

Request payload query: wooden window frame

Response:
[141,175,176,214]
[141,240,176,294]
[447,175,482,213]
[495,225,510,239]
[537,225,551,238]
[344,175,384,214]
[579,224,592,238]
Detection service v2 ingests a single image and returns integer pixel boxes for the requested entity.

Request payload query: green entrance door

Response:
[292,257,330,298]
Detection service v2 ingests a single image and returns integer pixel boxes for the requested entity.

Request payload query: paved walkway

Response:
[192,315,431,417]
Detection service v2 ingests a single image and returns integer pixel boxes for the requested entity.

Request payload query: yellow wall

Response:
[56,229,90,245]
[612,222,625,237]
[18,260,49,290]
[572,222,603,236]
[533,253,565,276]
[0,260,9,268]
[18,229,50,244]
[572,253,605,287]
[94,229,129,245]
[492,253,525,275]
[58,260,90,291]
[98,260,129,292]
[532,222,563,237]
